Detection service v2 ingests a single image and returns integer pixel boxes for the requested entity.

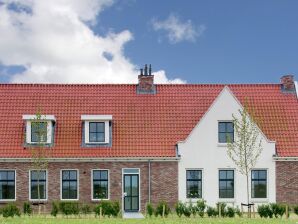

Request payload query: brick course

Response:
[0,161,178,212]
[276,161,298,205]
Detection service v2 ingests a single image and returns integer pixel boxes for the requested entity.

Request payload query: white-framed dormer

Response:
[22,115,55,145]
[81,115,112,145]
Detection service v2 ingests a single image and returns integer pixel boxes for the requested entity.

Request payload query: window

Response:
[186,170,202,198]
[89,122,105,143]
[23,115,55,145]
[30,170,47,200]
[92,170,109,200]
[0,170,15,200]
[218,122,234,143]
[219,170,234,198]
[251,170,267,198]
[61,170,78,200]
[31,122,47,143]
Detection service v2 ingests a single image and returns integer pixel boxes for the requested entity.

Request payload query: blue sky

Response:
[0,0,298,84]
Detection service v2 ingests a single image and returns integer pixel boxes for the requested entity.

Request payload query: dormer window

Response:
[23,115,55,145]
[81,115,112,145]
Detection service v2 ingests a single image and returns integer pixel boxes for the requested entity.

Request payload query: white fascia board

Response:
[273,156,298,161]
[295,81,298,99]
[81,115,113,121]
[22,115,56,121]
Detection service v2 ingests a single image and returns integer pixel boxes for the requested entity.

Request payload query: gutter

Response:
[295,81,298,99]
[0,157,180,163]
[148,160,151,204]
[273,156,298,161]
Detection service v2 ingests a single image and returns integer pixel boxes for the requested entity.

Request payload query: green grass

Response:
[0,216,297,224]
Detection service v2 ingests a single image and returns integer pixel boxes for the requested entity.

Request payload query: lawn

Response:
[0,216,297,224]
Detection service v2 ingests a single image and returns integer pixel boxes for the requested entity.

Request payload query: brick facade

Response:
[0,161,178,212]
[276,161,298,205]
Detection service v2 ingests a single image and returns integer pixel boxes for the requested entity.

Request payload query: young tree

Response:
[226,101,263,209]
[30,109,51,215]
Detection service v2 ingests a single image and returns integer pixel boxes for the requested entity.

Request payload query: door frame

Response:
[122,168,140,212]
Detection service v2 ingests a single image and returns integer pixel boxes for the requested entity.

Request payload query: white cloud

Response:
[0,0,185,84]
[151,13,205,44]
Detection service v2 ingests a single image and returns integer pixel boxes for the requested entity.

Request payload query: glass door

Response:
[123,174,139,212]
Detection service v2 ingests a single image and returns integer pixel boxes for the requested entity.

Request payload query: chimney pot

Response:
[281,75,295,92]
[137,64,155,94]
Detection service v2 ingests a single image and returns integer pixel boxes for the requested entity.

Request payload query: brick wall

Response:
[0,161,178,212]
[276,161,298,205]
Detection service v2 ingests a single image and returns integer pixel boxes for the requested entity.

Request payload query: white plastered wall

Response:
[177,86,276,207]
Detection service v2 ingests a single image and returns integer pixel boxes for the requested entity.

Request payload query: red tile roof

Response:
[0,83,297,158]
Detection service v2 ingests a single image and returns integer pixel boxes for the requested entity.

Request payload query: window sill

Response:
[218,198,235,203]
[250,198,269,203]
[91,198,109,202]
[60,199,79,201]
[217,143,228,147]
[0,199,16,203]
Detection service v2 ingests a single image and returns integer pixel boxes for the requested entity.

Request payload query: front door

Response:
[123,174,139,212]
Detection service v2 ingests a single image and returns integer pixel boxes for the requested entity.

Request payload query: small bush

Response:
[226,206,235,218]
[146,203,154,217]
[94,200,120,218]
[155,201,170,217]
[196,199,206,217]
[183,204,192,217]
[235,206,242,217]
[23,202,32,216]
[207,206,217,217]
[2,203,20,218]
[51,202,59,217]
[270,203,286,218]
[59,201,80,216]
[258,204,273,218]
[81,204,91,215]
[175,201,184,217]
[294,205,298,215]
[217,202,227,217]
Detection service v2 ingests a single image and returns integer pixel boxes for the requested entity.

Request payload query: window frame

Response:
[31,122,48,143]
[84,121,110,144]
[91,169,110,201]
[218,121,234,143]
[186,169,203,199]
[60,169,79,201]
[89,122,105,143]
[251,169,268,199]
[218,169,235,199]
[25,120,53,144]
[0,170,16,202]
[29,170,48,201]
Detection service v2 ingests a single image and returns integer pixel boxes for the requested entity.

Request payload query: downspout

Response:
[148,159,151,204]
[294,81,298,99]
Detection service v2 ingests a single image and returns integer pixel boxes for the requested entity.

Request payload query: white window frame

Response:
[217,120,234,146]
[186,168,204,200]
[81,115,112,144]
[29,170,48,201]
[218,168,236,203]
[23,115,55,144]
[60,169,79,201]
[91,169,110,201]
[0,169,16,202]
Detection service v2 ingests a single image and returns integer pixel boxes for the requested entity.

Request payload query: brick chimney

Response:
[280,75,295,92]
[137,64,156,94]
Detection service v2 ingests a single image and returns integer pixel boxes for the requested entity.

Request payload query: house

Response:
[0,68,297,213]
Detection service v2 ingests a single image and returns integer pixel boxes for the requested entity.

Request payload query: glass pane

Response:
[0,172,7,180]
[124,176,131,196]
[96,123,105,132]
[187,170,199,179]
[89,133,97,142]
[219,171,226,179]
[226,122,234,132]
[227,171,233,179]
[69,171,77,180]
[7,171,15,181]
[259,170,267,179]
[218,122,226,132]
[124,197,131,210]
[226,180,234,190]
[31,122,47,142]
[226,133,234,142]
[31,182,46,199]
[219,133,226,143]
[131,176,138,196]
[69,181,77,199]
[219,190,226,198]
[100,171,108,180]
[89,123,97,132]
[93,181,108,199]
[7,183,15,199]
[219,181,226,190]
[227,190,234,198]
[132,197,138,210]
[62,171,69,180]
[96,133,105,142]
[253,181,267,198]
[187,180,199,198]
[123,169,139,174]
[93,171,100,180]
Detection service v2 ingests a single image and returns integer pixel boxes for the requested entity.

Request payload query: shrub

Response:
[175,201,184,218]
[155,201,170,217]
[81,204,91,215]
[94,200,120,217]
[183,204,191,217]
[226,207,235,218]
[217,202,227,217]
[258,204,273,218]
[206,206,217,217]
[59,201,80,216]
[294,205,298,216]
[2,203,20,218]
[146,203,154,217]
[235,206,242,217]
[51,202,59,217]
[23,202,32,216]
[270,203,286,218]
[196,199,206,218]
